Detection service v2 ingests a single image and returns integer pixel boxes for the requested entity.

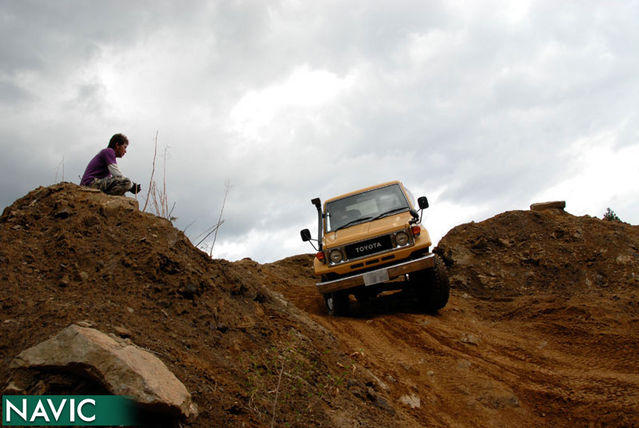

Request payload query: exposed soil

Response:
[1,183,638,427]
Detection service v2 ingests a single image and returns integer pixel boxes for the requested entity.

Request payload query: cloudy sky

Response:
[1,0,638,262]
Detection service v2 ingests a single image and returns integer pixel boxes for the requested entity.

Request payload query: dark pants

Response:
[90,176,132,196]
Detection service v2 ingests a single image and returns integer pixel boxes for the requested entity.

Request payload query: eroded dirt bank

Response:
[1,183,638,427]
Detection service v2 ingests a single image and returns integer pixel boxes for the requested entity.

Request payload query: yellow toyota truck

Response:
[300,181,449,315]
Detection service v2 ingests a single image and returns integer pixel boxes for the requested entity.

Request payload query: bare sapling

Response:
[192,179,231,257]
[194,220,225,249]
[270,360,285,428]
[209,179,231,257]
[143,131,175,221]
[142,131,158,213]
[55,156,65,182]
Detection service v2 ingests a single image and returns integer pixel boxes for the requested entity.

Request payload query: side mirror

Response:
[300,229,312,242]
[409,209,419,219]
[418,196,429,210]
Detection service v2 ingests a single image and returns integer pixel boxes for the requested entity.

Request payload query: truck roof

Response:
[324,180,404,205]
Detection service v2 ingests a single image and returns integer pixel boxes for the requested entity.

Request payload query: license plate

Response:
[363,269,389,286]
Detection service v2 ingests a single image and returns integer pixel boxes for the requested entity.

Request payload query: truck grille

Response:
[344,234,393,260]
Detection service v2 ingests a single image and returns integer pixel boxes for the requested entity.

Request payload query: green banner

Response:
[2,395,139,426]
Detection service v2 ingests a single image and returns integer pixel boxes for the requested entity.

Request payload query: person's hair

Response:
[107,133,129,149]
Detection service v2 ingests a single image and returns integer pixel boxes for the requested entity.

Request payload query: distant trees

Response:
[603,208,622,222]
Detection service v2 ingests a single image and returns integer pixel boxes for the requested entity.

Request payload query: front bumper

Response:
[316,254,435,294]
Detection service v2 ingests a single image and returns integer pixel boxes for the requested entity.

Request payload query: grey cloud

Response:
[1,1,638,262]
[0,81,31,104]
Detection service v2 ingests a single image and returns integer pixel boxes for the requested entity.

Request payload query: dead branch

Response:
[143,131,159,213]
[209,179,231,257]
[270,361,284,428]
[195,220,225,248]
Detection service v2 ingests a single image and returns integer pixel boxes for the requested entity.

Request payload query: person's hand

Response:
[130,183,142,194]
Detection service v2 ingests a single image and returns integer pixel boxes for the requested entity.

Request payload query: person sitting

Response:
[81,133,141,196]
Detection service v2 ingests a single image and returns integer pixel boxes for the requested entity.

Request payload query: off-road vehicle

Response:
[300,181,449,315]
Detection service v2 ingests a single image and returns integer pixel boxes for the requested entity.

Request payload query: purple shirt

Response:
[81,148,117,186]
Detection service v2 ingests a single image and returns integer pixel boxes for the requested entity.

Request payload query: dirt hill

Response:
[0,183,396,427]
[1,183,638,427]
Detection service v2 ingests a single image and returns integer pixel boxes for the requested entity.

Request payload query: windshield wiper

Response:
[370,207,409,222]
[333,216,372,232]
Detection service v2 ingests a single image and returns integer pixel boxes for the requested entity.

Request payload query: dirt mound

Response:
[2,185,639,427]
[0,183,397,427]
[435,208,639,298]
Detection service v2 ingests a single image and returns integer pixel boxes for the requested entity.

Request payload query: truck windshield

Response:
[325,184,410,232]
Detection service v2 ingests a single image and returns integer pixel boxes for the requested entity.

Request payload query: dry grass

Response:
[193,179,231,257]
[55,156,65,182]
[142,131,175,222]
[141,131,230,256]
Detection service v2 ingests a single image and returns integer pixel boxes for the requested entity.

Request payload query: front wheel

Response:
[324,292,349,316]
[411,255,450,313]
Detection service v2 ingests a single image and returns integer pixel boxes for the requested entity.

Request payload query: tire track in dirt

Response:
[266,249,639,427]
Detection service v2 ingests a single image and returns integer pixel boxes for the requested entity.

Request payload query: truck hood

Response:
[324,212,413,247]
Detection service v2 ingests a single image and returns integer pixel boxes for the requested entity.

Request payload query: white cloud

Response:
[406,29,465,65]
[533,130,639,219]
[419,186,489,247]
[228,65,356,142]
[214,225,314,262]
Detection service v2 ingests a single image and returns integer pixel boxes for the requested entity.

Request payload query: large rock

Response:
[529,201,566,211]
[99,194,139,215]
[10,324,195,419]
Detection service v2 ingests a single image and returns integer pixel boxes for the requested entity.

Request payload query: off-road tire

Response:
[324,292,349,316]
[412,254,450,313]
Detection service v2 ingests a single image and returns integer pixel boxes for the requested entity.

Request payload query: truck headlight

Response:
[395,231,409,246]
[329,249,344,264]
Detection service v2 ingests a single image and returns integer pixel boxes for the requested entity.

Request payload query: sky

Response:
[1,0,638,263]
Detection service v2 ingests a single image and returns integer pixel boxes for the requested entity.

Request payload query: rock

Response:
[461,333,481,346]
[10,324,196,419]
[399,393,421,409]
[4,381,25,394]
[616,255,634,265]
[479,391,520,409]
[58,274,70,288]
[53,208,71,219]
[530,201,566,211]
[368,372,389,391]
[113,325,133,338]
[457,359,472,369]
[75,320,95,328]
[180,283,200,299]
[100,196,139,216]
[366,387,393,411]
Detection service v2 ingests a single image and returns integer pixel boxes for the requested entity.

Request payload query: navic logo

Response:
[2,395,138,426]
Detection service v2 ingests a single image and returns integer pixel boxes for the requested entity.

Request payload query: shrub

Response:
[603,208,622,222]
